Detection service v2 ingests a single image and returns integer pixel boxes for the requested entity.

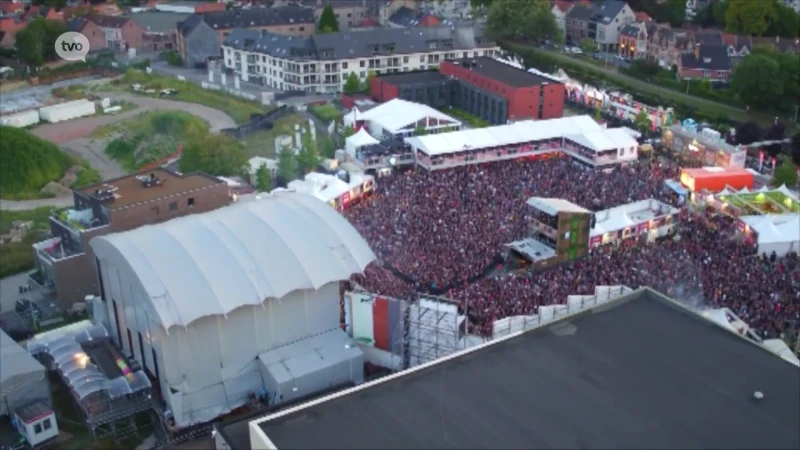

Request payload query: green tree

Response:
[486,0,556,42]
[15,18,66,66]
[592,108,602,122]
[776,53,800,111]
[767,3,800,38]
[413,126,427,136]
[296,130,322,173]
[318,5,339,33]
[343,72,361,95]
[342,125,356,138]
[318,135,336,158]
[712,0,729,28]
[725,0,777,36]
[580,38,595,54]
[361,70,376,92]
[773,160,798,187]
[178,134,247,176]
[666,0,686,26]
[254,163,272,192]
[792,133,800,166]
[730,54,783,110]
[276,145,298,183]
[634,110,652,134]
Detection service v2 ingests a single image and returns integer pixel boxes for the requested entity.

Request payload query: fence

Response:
[220,105,293,139]
[491,285,632,340]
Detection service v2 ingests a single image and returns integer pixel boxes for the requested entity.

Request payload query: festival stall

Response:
[694,185,800,219]
[283,172,375,211]
[345,128,380,157]
[662,120,746,168]
[679,166,753,192]
[738,214,800,257]
[589,199,679,248]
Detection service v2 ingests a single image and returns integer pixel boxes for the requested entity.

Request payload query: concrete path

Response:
[2,95,236,211]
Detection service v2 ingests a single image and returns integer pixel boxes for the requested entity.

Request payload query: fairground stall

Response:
[405,115,639,170]
[693,185,800,219]
[588,198,679,248]
[662,119,746,168]
[280,172,375,211]
[680,166,754,193]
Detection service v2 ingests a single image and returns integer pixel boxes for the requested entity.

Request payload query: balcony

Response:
[33,237,84,263]
[51,207,105,234]
[27,269,55,295]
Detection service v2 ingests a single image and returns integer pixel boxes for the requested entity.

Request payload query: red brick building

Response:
[371,58,565,124]
[678,44,731,81]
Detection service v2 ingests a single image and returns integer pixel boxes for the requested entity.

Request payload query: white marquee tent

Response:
[358,99,461,136]
[1,329,48,416]
[740,214,800,257]
[90,192,376,427]
[345,127,379,156]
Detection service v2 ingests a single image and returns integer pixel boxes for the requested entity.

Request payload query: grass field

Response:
[242,113,308,158]
[0,207,53,278]
[118,70,268,124]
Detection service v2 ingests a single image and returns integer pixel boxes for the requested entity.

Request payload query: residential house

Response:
[551,0,573,34]
[86,14,146,50]
[0,1,24,15]
[587,0,635,50]
[221,25,500,93]
[127,11,190,51]
[277,0,386,30]
[565,3,591,44]
[0,16,25,48]
[721,33,752,66]
[619,22,645,59]
[634,11,651,22]
[66,17,106,51]
[91,2,124,16]
[645,25,694,69]
[388,6,440,28]
[22,5,62,21]
[176,6,315,69]
[678,43,731,81]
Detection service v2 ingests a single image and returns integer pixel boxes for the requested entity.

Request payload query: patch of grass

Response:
[52,84,87,100]
[118,69,268,124]
[242,113,307,157]
[441,107,491,128]
[0,209,53,278]
[308,104,343,123]
[98,110,209,172]
[0,207,52,234]
[70,166,102,189]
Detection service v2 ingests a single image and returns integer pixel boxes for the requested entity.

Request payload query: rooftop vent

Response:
[91,184,119,203]
[136,173,164,188]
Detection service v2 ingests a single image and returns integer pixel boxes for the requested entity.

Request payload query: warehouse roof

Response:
[0,329,45,415]
[90,192,376,330]
[252,288,800,450]
[446,56,557,87]
[376,70,449,85]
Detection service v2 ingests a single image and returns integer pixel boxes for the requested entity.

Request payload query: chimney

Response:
[694,43,700,60]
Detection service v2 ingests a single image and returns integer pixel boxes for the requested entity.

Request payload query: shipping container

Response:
[0,110,40,128]
[38,99,96,123]
[680,167,754,192]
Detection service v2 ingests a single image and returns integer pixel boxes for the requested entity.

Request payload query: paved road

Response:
[0,273,29,313]
[32,93,237,144]
[0,76,102,115]
[528,46,752,120]
[1,94,237,211]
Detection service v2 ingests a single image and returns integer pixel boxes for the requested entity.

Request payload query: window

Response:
[342,62,348,69]
[43,419,51,430]
[187,198,195,207]
[151,205,159,215]
[299,26,304,31]
[34,423,42,434]
[360,60,365,67]
[403,56,409,63]
[702,69,710,76]
[127,328,134,357]
[169,201,177,211]
[420,55,425,62]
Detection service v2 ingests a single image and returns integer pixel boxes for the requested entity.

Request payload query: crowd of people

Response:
[345,156,678,292]
[344,155,799,344]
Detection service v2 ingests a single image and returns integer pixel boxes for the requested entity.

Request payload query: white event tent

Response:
[345,128,379,156]
[358,99,461,137]
[739,214,800,257]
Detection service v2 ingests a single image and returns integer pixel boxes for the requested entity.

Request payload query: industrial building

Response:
[30,169,230,305]
[88,192,375,428]
[370,57,566,124]
[218,287,800,450]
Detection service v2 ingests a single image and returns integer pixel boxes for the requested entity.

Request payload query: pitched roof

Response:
[177,13,203,36]
[620,23,640,37]
[681,44,731,71]
[66,17,88,32]
[553,0,572,13]
[566,3,592,20]
[223,25,495,61]
[198,5,314,31]
[634,11,651,21]
[87,14,131,28]
[694,30,723,45]
[589,0,627,23]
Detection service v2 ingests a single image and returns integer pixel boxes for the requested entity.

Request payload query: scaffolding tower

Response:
[405,294,467,368]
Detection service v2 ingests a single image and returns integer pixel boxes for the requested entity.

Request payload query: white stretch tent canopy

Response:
[406,115,638,156]
[359,98,460,134]
[740,214,800,257]
[90,192,374,428]
[1,329,48,416]
[345,128,379,155]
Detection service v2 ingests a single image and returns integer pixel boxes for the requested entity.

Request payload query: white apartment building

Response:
[590,0,636,49]
[221,26,500,93]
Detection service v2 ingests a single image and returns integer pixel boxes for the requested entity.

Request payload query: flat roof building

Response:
[30,169,230,306]
[226,287,800,450]
[371,57,565,125]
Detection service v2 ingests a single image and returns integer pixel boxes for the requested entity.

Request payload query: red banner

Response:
[340,191,351,208]
[637,222,649,234]
[590,235,603,247]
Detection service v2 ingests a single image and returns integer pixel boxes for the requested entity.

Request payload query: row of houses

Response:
[552,0,800,81]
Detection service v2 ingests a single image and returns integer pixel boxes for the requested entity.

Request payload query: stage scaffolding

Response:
[405,294,470,368]
[27,322,155,443]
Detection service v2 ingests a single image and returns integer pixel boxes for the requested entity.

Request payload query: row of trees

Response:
[342,71,376,95]
[694,0,800,38]
[485,0,557,43]
[730,46,800,113]
[255,130,326,192]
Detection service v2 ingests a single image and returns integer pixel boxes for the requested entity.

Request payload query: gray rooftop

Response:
[589,0,627,23]
[127,11,190,33]
[257,288,800,450]
[223,25,495,61]
[192,5,314,32]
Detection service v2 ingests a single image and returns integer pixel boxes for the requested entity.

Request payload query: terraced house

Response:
[221,25,499,93]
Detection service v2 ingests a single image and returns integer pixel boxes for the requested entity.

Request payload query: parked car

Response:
[570,47,583,55]
[15,299,40,317]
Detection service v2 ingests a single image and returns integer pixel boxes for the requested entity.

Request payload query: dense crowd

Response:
[345,156,799,343]
[345,157,678,291]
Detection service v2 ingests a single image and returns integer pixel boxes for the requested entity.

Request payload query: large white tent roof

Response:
[406,115,637,156]
[91,192,376,330]
[346,127,379,149]
[1,329,45,414]
[359,98,460,133]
